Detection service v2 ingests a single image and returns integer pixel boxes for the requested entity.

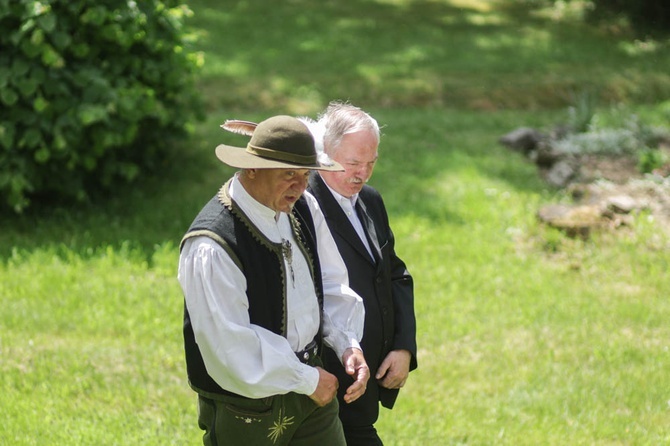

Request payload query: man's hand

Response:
[376,349,411,389]
[341,347,370,404]
[309,367,339,407]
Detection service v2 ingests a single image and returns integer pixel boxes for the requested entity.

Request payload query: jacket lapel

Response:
[309,174,376,265]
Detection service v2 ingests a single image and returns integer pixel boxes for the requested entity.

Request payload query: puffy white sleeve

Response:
[178,236,320,398]
[303,191,365,360]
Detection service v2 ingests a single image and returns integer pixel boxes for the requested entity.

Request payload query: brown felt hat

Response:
[215,115,343,171]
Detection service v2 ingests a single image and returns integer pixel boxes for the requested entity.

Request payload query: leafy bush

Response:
[588,0,670,33]
[536,0,670,33]
[637,148,669,174]
[0,0,204,212]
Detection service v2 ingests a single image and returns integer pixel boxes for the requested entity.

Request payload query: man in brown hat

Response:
[178,115,370,446]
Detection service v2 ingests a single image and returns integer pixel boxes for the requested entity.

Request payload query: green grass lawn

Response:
[2,0,670,444]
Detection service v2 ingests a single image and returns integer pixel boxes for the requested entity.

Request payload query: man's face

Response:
[321,130,378,198]
[246,168,311,213]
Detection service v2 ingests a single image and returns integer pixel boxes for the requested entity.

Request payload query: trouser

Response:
[197,391,346,446]
[343,425,383,446]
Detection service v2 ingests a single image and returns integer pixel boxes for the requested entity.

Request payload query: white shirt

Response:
[178,175,364,398]
[322,181,374,259]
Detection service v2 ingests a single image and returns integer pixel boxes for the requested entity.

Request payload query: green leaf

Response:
[30,28,44,46]
[11,58,30,77]
[41,45,64,68]
[51,31,72,50]
[30,66,46,84]
[0,88,18,106]
[9,28,23,46]
[18,18,35,34]
[53,133,67,151]
[71,42,90,58]
[82,78,112,102]
[0,0,11,19]
[34,146,50,163]
[55,113,76,130]
[0,66,9,88]
[16,77,39,97]
[83,155,97,170]
[81,6,107,26]
[37,13,56,33]
[42,79,68,96]
[0,122,16,149]
[20,39,41,58]
[26,1,50,18]
[19,128,42,148]
[33,96,49,112]
[11,107,37,126]
[119,162,140,181]
[77,104,108,125]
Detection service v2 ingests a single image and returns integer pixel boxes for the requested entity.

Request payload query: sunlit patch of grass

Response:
[449,0,496,12]
[0,241,201,444]
[187,0,670,110]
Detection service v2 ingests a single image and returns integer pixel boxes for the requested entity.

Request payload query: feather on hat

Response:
[215,115,342,171]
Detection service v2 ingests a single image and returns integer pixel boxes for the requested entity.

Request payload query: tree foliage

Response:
[540,0,670,33]
[0,0,203,212]
[590,0,670,32]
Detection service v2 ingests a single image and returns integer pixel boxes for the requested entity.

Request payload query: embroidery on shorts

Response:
[267,407,294,443]
[235,415,261,424]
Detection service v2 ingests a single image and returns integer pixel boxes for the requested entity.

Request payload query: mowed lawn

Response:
[2,0,670,444]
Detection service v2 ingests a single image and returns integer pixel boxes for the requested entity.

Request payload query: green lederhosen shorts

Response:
[195,359,346,446]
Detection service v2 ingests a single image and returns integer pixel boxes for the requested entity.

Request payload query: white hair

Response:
[317,101,380,155]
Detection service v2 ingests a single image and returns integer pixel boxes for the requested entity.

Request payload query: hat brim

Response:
[215,144,343,171]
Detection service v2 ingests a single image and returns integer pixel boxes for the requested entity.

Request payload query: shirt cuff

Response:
[324,331,362,362]
[294,364,320,395]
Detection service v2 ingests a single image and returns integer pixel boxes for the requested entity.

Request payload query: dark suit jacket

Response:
[308,173,417,427]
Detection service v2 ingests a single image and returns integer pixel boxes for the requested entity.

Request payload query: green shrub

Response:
[536,0,670,33]
[588,0,670,33]
[552,127,642,156]
[566,89,597,133]
[637,148,669,174]
[553,111,670,174]
[0,0,203,212]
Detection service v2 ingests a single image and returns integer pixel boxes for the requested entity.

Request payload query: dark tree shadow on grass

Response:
[3,0,665,259]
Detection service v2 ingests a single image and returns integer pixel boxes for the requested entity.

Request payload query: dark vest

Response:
[180,181,324,396]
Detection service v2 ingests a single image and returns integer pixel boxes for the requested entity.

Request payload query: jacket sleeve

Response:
[370,188,418,371]
[388,225,418,371]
